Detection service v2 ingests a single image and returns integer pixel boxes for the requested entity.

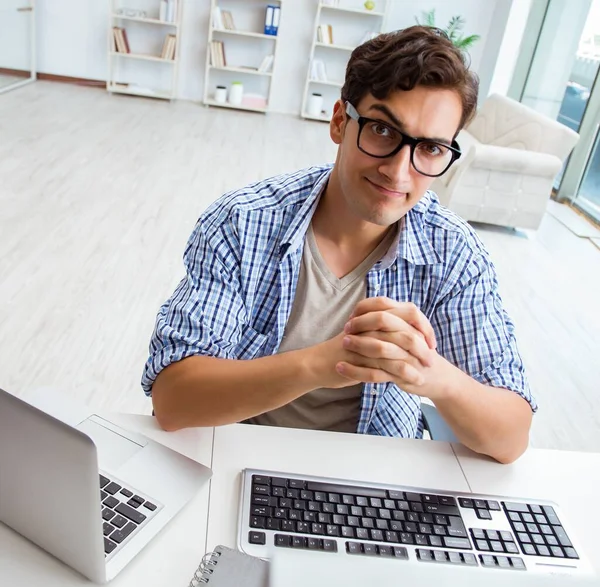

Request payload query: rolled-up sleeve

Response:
[431,242,537,412]
[141,219,246,396]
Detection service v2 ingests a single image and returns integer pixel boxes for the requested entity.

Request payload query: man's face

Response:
[330,87,463,227]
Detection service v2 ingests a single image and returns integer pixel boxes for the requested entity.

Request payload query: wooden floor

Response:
[1,82,599,453]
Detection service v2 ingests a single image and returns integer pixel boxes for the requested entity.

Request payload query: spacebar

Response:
[306,481,387,498]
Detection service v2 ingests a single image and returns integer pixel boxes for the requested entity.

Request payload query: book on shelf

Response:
[221,10,236,30]
[160,34,177,60]
[112,27,130,53]
[210,40,226,67]
[317,24,333,44]
[310,58,328,82]
[264,4,280,35]
[212,6,224,29]
[258,54,274,73]
[159,0,178,23]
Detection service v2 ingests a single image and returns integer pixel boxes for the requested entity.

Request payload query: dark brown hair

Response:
[341,26,479,133]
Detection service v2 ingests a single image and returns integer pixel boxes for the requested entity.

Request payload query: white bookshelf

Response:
[107,0,182,101]
[203,0,283,114]
[301,1,390,122]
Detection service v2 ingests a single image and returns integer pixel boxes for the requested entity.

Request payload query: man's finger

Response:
[343,332,432,368]
[349,297,399,319]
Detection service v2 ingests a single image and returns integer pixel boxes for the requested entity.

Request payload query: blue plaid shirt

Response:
[142,165,536,437]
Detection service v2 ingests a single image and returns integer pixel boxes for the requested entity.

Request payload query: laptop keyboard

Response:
[240,470,586,574]
[99,473,161,557]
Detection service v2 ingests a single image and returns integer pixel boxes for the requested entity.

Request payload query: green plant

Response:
[416,9,481,51]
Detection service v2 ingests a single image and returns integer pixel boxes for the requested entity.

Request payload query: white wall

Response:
[1,0,524,114]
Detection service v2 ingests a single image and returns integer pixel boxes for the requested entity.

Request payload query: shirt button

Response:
[371,390,377,396]
[392,264,397,271]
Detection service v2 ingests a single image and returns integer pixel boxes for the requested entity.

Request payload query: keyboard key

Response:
[396,501,410,511]
[419,524,432,535]
[336,504,349,516]
[542,506,561,525]
[434,515,448,526]
[537,545,551,557]
[500,530,514,542]
[546,535,559,546]
[439,496,456,506]
[433,550,447,562]
[486,530,499,541]
[471,528,486,540]
[363,543,377,556]
[326,525,340,537]
[390,521,403,532]
[405,493,422,502]
[249,531,266,545]
[379,509,391,520]
[370,529,383,541]
[490,541,503,553]
[321,503,334,514]
[518,532,531,543]
[476,509,492,520]
[288,479,305,489]
[523,544,536,556]
[522,513,535,524]
[399,533,414,545]
[127,498,141,509]
[496,556,511,569]
[100,490,108,502]
[533,534,545,545]
[433,525,446,536]
[104,496,119,509]
[384,499,396,510]
[406,512,420,523]
[513,522,526,533]
[318,513,331,524]
[448,551,462,564]
[476,539,490,551]
[447,516,467,538]
[343,495,355,506]
[115,503,147,525]
[535,514,547,525]
[252,475,270,485]
[378,545,393,557]
[275,534,290,547]
[415,534,428,546]
[304,512,316,522]
[428,535,443,547]
[110,522,136,544]
[103,522,114,536]
[279,498,292,509]
[540,525,552,535]
[393,546,408,559]
[307,538,322,550]
[356,528,369,540]
[474,500,487,509]
[510,557,526,570]
[487,501,501,511]
[287,489,299,500]
[102,508,115,521]
[370,498,383,508]
[250,516,266,528]
[564,547,579,559]
[292,536,307,549]
[274,509,287,519]
[505,542,519,554]
[554,526,573,547]
[120,488,133,498]
[443,537,471,550]
[342,527,354,538]
[314,492,326,502]
[271,477,287,488]
[417,549,433,561]
[504,502,530,513]
[459,498,474,508]
[404,522,417,533]
[111,514,127,529]
[362,517,374,529]
[550,546,564,557]
[480,555,497,567]
[384,531,398,543]
[388,490,404,500]
[311,523,325,535]
[424,504,460,516]
[508,511,521,522]
[530,505,543,515]
[140,501,157,513]
[104,537,117,554]
[347,541,362,554]
[347,516,360,527]
[99,475,110,488]
[296,522,309,533]
[462,553,478,566]
[351,506,363,517]
[323,540,337,552]
[422,495,439,505]
[104,482,121,495]
[253,485,270,495]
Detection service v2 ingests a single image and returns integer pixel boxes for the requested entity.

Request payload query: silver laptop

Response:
[0,387,212,583]
[270,549,598,587]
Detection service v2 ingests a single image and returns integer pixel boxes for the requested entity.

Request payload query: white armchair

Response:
[432,94,580,230]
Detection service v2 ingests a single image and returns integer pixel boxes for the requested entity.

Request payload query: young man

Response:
[142,26,536,464]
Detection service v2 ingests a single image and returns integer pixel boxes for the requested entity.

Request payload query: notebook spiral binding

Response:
[189,550,222,586]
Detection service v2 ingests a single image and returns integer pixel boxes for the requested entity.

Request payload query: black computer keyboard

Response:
[239,470,588,574]
[99,473,160,557]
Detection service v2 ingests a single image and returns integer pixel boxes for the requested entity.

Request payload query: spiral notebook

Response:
[188,545,269,587]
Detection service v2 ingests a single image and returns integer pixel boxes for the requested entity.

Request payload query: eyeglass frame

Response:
[343,101,462,178]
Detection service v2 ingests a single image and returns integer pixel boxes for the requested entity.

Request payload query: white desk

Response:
[453,443,600,575]
[0,414,214,586]
[205,423,471,551]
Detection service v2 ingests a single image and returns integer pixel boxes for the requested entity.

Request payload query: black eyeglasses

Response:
[344,102,461,178]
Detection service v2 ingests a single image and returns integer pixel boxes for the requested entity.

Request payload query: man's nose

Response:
[378,144,413,183]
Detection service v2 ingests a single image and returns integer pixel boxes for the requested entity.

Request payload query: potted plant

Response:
[416,9,480,51]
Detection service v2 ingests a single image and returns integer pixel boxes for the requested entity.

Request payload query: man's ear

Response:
[329,100,346,145]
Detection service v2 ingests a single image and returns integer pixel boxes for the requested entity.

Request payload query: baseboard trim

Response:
[0,67,104,88]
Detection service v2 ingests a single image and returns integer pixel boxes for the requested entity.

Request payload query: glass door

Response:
[0,0,36,94]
